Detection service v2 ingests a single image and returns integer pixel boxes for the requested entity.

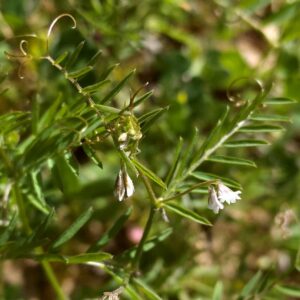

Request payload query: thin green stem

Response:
[139,172,158,207]
[44,55,102,118]
[131,172,158,271]
[41,261,67,300]
[131,205,156,271]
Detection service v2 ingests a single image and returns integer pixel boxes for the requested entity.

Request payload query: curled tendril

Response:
[129,82,149,111]
[17,61,27,79]
[46,13,77,53]
[5,35,39,59]
[19,40,29,56]
[226,77,264,107]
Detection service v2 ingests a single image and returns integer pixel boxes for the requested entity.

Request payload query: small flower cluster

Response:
[208,182,241,214]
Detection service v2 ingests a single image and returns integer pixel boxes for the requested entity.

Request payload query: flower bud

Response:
[114,168,134,201]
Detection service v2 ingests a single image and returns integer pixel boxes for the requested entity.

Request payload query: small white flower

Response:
[208,186,224,214]
[118,132,128,150]
[217,182,241,204]
[114,168,134,201]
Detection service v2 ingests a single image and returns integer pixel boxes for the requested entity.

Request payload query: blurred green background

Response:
[0,0,299,299]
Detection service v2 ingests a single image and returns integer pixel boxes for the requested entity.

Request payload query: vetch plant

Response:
[0,12,297,300]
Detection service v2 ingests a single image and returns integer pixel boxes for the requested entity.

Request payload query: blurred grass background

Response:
[0,0,300,299]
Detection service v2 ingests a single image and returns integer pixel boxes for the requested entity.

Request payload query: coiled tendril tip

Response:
[46,13,77,53]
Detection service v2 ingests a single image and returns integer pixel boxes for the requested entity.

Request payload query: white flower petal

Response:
[124,173,134,198]
[114,170,125,201]
[118,132,128,143]
[208,186,224,214]
[118,133,128,150]
[217,182,241,204]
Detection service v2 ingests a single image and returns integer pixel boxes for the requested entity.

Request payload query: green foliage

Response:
[0,1,299,299]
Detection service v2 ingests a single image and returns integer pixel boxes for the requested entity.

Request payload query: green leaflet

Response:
[31,95,40,135]
[0,213,18,246]
[65,41,85,69]
[100,70,135,104]
[264,97,297,104]
[54,51,69,65]
[28,171,50,213]
[131,158,166,190]
[238,270,263,299]
[192,171,241,189]
[139,107,168,132]
[163,202,212,226]
[98,63,119,81]
[87,49,102,66]
[0,112,31,134]
[223,139,269,147]
[88,207,132,252]
[95,104,120,114]
[165,137,183,186]
[38,93,62,130]
[250,114,290,122]
[32,252,112,264]
[50,207,94,250]
[239,124,285,132]
[193,106,230,163]
[82,144,103,169]
[123,228,173,259]
[52,153,80,195]
[176,128,199,179]
[207,155,256,167]
[68,65,93,79]
[81,79,110,94]
[212,281,223,300]
[296,244,300,272]
[274,285,300,297]
[133,91,153,107]
[133,278,162,300]
[27,209,55,244]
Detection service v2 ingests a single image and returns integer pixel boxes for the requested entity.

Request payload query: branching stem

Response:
[44,56,101,117]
